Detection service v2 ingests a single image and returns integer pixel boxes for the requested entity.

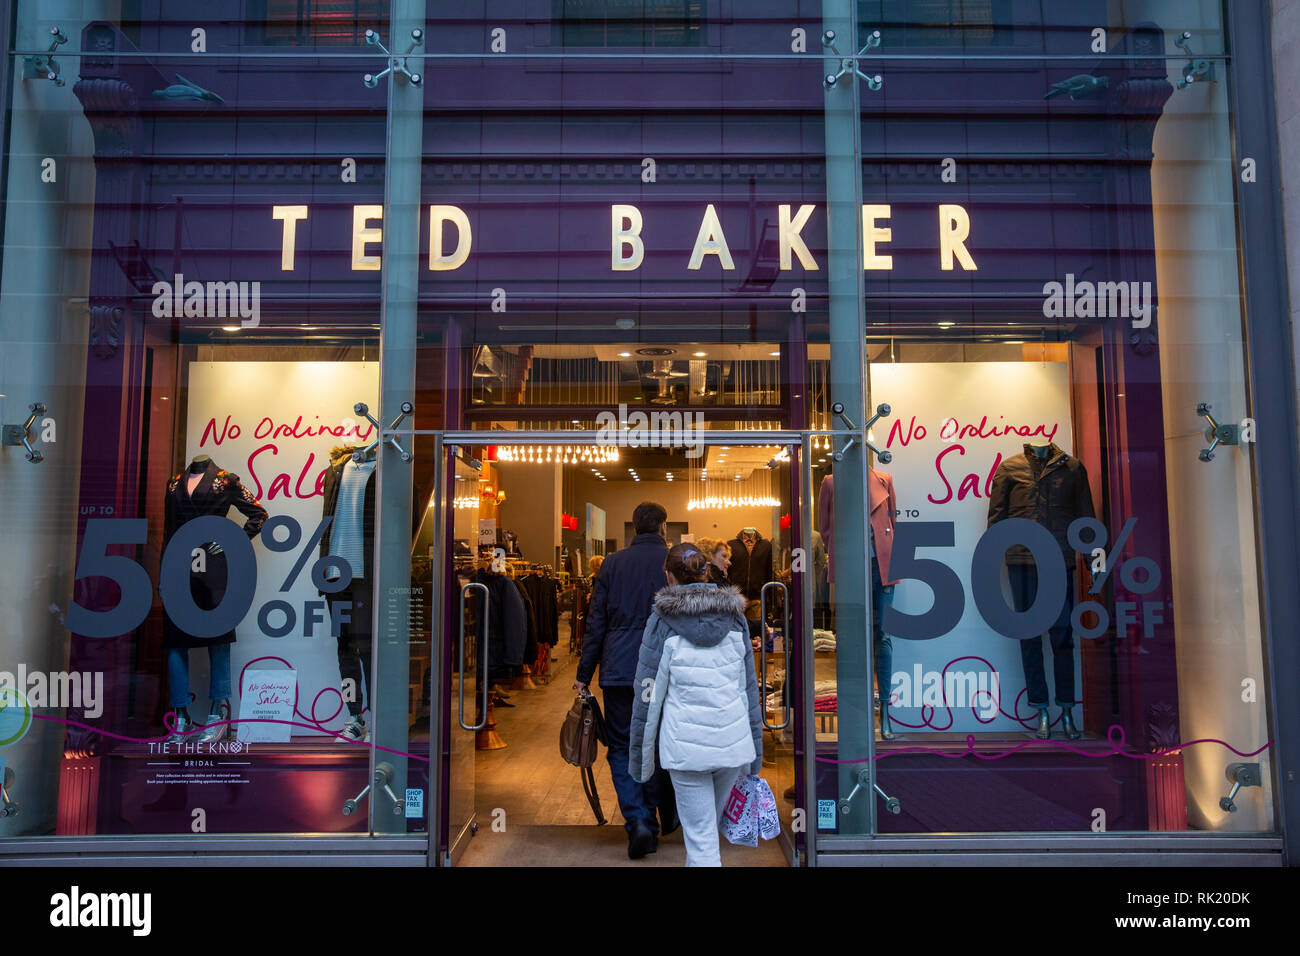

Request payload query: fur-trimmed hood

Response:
[630,581,762,782]
[651,583,747,646]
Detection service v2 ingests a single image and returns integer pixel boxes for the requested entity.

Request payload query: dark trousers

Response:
[1006,564,1075,707]
[600,686,674,835]
[331,580,373,718]
[871,557,893,703]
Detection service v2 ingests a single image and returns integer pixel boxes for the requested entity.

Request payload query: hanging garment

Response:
[514,577,539,669]
[162,461,268,648]
[473,569,527,681]
[522,573,560,647]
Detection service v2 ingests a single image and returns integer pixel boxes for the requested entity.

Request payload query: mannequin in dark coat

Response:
[726,528,773,602]
[161,456,267,737]
[162,457,268,649]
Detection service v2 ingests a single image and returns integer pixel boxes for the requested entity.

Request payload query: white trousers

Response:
[668,766,746,867]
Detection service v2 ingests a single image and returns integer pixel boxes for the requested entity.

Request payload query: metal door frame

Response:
[419,428,824,866]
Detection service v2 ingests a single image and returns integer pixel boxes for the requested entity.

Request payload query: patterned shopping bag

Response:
[721,773,781,846]
[753,775,781,841]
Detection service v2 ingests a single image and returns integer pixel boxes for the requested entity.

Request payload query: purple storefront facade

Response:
[0,1,1295,866]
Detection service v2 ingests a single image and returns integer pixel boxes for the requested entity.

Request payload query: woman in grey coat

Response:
[629,543,763,866]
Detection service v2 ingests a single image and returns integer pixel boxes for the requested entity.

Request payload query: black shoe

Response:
[627,820,657,859]
[880,706,896,741]
[1034,707,1051,739]
[659,806,680,838]
[1060,706,1082,740]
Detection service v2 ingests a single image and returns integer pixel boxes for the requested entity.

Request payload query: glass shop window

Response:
[251,0,387,47]
[552,0,705,48]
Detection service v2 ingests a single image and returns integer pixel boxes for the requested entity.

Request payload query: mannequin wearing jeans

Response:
[821,469,900,738]
[167,643,232,727]
[871,546,895,739]
[1006,563,1077,735]
[867,469,899,739]
[162,456,267,744]
[986,440,1094,739]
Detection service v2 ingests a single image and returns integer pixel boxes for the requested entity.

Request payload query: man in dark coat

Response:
[575,501,677,858]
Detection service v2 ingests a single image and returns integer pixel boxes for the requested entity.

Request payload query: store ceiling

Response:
[494,443,792,483]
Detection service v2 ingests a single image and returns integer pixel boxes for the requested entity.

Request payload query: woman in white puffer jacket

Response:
[629,542,763,866]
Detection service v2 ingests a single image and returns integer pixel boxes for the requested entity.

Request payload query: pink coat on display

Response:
[816,469,899,586]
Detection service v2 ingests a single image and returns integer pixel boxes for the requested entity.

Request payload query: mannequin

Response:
[816,469,901,739]
[867,467,900,739]
[987,440,1095,740]
[163,455,268,743]
[319,445,377,743]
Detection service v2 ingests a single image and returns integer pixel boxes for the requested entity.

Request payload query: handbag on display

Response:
[559,690,608,825]
[720,772,781,847]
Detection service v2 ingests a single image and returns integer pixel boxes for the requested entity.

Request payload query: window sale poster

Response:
[185,362,379,738]
[867,361,1078,734]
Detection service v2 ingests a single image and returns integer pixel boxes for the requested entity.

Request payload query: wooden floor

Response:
[458,649,790,867]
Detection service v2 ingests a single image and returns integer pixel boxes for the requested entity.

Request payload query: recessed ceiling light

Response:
[572,420,580,424]
[938,321,956,328]
[693,351,706,357]
[222,326,240,332]
[619,351,631,357]
[769,351,780,357]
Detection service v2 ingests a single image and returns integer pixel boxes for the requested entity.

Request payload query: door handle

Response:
[760,580,791,731]
[458,582,489,731]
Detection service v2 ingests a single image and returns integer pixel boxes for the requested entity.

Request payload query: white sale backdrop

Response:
[867,361,1080,733]
[184,361,379,738]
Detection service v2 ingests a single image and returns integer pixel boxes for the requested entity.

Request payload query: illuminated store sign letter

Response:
[687,203,735,271]
[862,204,893,270]
[273,205,308,271]
[779,204,818,271]
[611,204,644,271]
[352,204,383,271]
[939,203,977,271]
[429,205,472,271]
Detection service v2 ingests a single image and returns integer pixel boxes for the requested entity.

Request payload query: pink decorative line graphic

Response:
[887,654,1058,732]
[31,712,430,764]
[830,652,1274,763]
[817,727,1272,765]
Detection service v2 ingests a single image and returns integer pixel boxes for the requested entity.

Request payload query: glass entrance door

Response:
[429,431,806,865]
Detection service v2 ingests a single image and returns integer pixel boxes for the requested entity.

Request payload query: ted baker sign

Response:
[270,202,980,273]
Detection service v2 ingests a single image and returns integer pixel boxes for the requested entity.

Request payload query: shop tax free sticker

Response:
[0,686,33,746]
